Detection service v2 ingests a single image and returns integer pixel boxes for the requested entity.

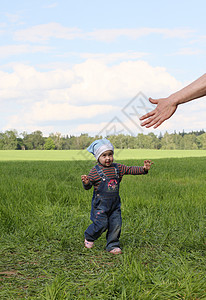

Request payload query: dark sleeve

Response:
[118,163,148,176]
[82,166,97,190]
[82,181,93,190]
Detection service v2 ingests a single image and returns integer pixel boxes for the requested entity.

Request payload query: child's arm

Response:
[81,175,92,190]
[143,160,153,171]
[118,161,153,176]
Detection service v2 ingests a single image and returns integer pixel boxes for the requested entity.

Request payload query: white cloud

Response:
[5,102,114,135]
[75,122,110,135]
[169,47,203,56]
[189,35,206,44]
[14,23,195,43]
[88,28,195,42]
[1,59,185,135]
[0,44,51,58]
[44,2,58,8]
[0,64,75,100]
[66,59,182,104]
[42,51,148,69]
[0,59,182,103]
[24,102,114,122]
[14,23,83,43]
[5,13,21,23]
[69,51,148,64]
[74,118,144,137]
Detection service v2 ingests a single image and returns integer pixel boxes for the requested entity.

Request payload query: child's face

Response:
[98,150,113,167]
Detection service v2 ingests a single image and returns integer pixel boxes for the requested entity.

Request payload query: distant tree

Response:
[44,138,55,150]
[2,130,18,149]
[1,129,206,150]
[172,133,182,149]
[127,136,136,149]
[183,134,198,149]
[21,130,45,150]
[197,133,206,149]
[21,132,34,150]
[147,132,161,149]
[109,134,131,149]
[158,132,163,140]
[136,133,155,149]
[61,136,71,150]
[31,131,45,149]
[49,132,64,150]
[68,135,78,150]
[0,132,4,149]
[16,138,24,150]
[78,133,93,149]
[161,132,176,149]
[179,129,186,137]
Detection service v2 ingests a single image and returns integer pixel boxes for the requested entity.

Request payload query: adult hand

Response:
[140,97,177,128]
[140,74,206,128]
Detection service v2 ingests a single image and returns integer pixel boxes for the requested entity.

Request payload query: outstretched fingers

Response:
[140,110,161,127]
[144,115,163,128]
[140,110,154,121]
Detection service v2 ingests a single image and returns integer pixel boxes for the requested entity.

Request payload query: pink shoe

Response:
[109,248,122,254]
[84,239,94,249]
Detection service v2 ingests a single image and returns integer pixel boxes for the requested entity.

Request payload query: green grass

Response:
[1,149,206,161]
[0,158,205,299]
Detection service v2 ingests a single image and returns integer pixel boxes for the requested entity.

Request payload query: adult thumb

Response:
[149,97,158,104]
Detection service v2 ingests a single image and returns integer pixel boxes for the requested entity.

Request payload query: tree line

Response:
[0,129,206,150]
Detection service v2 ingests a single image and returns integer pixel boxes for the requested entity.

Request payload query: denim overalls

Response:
[84,163,122,251]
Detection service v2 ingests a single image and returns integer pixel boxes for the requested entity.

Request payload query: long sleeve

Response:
[118,164,148,176]
[82,181,92,190]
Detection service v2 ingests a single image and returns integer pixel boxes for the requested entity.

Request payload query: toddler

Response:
[81,139,153,254]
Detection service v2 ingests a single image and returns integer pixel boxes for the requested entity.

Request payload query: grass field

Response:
[1,149,206,161]
[0,155,206,299]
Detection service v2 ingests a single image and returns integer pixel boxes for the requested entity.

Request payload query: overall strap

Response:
[95,164,106,181]
[113,163,120,179]
[95,163,120,180]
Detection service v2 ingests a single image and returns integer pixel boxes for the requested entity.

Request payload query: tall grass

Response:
[0,158,205,299]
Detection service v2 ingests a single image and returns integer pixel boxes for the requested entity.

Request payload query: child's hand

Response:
[81,175,90,185]
[143,160,153,171]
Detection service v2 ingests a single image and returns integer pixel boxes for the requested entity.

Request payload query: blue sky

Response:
[0,0,206,137]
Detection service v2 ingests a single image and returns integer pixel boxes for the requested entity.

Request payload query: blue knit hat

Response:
[87,139,114,160]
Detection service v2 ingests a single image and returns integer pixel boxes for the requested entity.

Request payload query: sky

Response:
[0,0,206,137]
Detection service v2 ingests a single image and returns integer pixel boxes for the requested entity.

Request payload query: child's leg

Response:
[106,206,122,251]
[85,209,108,242]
